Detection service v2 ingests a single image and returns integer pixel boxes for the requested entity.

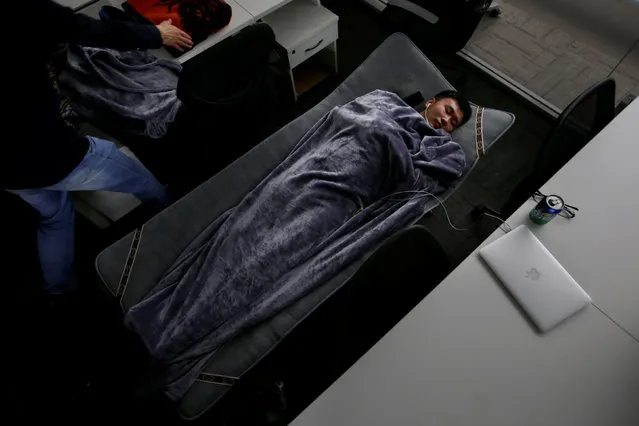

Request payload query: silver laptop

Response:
[479,225,591,332]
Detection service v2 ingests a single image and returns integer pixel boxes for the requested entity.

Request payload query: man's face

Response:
[424,97,464,133]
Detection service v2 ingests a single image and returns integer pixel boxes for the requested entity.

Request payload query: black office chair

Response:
[381,0,494,57]
[481,78,616,220]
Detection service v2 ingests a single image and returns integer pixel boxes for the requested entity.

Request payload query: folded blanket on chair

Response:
[126,90,466,399]
[59,45,182,139]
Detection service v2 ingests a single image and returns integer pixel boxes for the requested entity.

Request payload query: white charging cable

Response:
[379,189,513,234]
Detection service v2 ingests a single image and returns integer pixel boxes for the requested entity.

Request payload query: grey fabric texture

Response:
[59,45,182,138]
[95,34,515,419]
[126,90,466,400]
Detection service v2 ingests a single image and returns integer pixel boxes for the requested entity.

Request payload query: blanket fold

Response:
[126,90,466,399]
[59,45,182,138]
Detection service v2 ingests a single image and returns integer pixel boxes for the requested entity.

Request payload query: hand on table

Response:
[156,19,193,52]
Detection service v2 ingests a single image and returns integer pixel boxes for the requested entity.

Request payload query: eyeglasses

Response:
[531,191,579,219]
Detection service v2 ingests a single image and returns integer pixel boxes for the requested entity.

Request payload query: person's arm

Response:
[38,0,192,51]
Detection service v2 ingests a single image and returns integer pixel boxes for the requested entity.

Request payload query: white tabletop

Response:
[261,0,337,49]
[55,0,95,10]
[529,98,639,339]
[291,99,639,426]
[235,0,296,20]
[105,0,318,63]
[151,0,254,63]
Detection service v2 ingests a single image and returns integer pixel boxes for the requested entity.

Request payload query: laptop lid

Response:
[479,225,591,332]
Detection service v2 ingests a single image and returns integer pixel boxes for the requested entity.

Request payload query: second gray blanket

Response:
[59,45,182,138]
[126,90,466,399]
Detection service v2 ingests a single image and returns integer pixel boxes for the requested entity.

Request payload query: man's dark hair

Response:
[432,90,473,127]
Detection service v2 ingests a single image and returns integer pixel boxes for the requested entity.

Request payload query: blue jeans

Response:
[8,137,169,294]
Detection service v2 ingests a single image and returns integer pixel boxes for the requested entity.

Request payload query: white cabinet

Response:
[263,0,338,97]
[287,21,338,68]
[263,1,338,68]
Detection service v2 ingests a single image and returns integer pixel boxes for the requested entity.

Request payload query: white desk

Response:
[55,0,96,10]
[291,100,639,425]
[237,0,295,19]
[155,0,255,63]
[105,0,330,67]
[104,0,255,63]
[528,98,639,339]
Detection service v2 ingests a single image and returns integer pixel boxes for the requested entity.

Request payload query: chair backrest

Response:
[532,78,616,182]
[501,78,616,217]
[382,0,488,55]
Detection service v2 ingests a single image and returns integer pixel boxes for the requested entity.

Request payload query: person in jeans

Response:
[4,0,193,295]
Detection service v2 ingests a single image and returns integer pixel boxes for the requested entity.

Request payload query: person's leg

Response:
[6,137,168,294]
[50,136,170,205]
[7,189,75,294]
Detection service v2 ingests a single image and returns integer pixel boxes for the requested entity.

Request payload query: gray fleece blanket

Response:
[59,45,182,138]
[126,90,466,399]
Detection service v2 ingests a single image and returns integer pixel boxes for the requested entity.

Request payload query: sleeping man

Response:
[126,89,472,399]
[419,90,472,132]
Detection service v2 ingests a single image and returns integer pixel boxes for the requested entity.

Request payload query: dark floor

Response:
[5,0,553,423]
